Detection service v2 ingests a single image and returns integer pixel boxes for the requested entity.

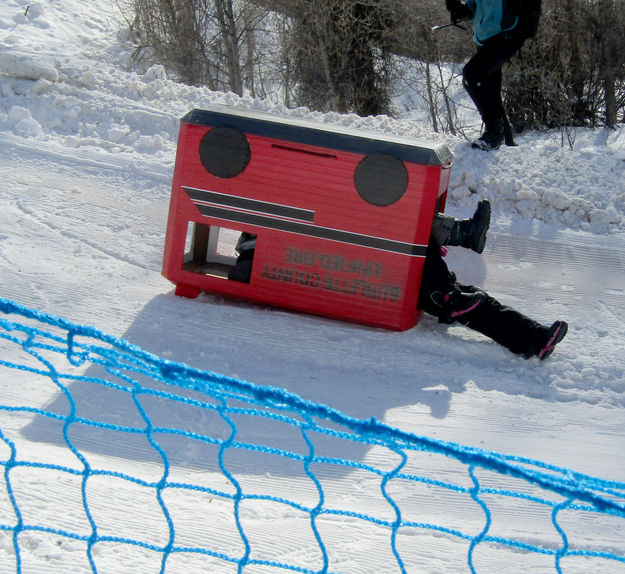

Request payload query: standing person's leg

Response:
[463,60,504,126]
[462,34,524,150]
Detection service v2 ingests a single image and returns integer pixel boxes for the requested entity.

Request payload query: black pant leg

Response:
[418,241,456,318]
[457,293,548,357]
[462,33,524,123]
[419,242,548,357]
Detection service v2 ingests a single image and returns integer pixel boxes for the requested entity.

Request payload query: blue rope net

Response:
[0,297,624,573]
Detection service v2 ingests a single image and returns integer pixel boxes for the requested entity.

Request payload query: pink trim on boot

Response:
[538,321,568,360]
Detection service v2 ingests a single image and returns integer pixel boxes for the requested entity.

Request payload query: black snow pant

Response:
[418,242,548,358]
[462,32,525,127]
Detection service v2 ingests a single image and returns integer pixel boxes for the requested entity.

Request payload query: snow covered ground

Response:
[1,0,625,572]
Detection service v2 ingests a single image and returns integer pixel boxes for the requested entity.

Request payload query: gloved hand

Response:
[445,0,472,24]
[426,286,485,324]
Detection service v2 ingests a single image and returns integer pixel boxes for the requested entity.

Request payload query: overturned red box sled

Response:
[162,106,452,330]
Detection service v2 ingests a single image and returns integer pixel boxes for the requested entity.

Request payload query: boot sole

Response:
[471,141,503,151]
[472,200,491,254]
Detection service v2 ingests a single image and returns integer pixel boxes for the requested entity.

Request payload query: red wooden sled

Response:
[162,106,452,330]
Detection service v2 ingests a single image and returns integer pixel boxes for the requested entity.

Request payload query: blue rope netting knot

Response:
[0,297,624,573]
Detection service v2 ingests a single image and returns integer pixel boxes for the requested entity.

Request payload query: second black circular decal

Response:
[354,153,408,207]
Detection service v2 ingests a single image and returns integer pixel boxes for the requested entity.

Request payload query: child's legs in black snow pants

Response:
[418,242,548,357]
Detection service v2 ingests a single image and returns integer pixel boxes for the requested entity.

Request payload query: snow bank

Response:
[1,0,624,235]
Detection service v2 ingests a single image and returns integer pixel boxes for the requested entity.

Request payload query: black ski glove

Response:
[445,0,472,24]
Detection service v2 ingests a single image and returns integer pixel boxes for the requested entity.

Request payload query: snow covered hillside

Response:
[1,0,625,572]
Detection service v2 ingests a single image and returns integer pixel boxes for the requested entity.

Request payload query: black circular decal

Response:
[354,153,408,206]
[199,126,250,178]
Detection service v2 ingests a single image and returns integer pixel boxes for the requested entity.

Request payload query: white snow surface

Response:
[1,0,625,572]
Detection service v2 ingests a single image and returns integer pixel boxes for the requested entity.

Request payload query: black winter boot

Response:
[536,320,568,360]
[472,117,504,151]
[449,199,491,254]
